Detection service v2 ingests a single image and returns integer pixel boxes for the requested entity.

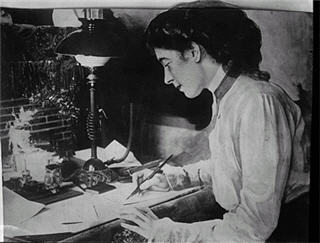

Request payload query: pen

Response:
[126,159,163,175]
[93,205,99,217]
[126,154,173,200]
[62,221,83,225]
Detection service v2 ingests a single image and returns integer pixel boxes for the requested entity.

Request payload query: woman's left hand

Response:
[120,207,159,239]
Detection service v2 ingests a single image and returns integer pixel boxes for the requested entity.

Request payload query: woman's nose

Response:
[164,68,174,85]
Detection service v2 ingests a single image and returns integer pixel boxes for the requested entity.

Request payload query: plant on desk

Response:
[6,106,61,180]
[7,106,38,156]
[4,106,78,203]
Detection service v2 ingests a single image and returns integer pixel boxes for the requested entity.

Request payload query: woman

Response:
[120,4,308,242]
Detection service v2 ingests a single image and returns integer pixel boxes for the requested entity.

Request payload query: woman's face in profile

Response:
[154,48,206,98]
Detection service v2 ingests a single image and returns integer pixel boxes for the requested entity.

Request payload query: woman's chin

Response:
[183,89,202,99]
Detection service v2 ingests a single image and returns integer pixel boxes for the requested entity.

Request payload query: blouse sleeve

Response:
[162,159,212,190]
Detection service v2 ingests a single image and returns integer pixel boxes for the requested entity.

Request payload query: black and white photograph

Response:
[0,0,317,242]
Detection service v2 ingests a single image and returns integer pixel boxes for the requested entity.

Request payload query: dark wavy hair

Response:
[146,4,270,80]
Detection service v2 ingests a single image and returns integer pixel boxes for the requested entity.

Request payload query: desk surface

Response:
[5,182,202,239]
[11,186,219,243]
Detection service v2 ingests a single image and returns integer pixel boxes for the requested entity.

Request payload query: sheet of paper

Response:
[3,187,45,225]
[15,192,119,236]
[104,140,140,167]
[74,140,141,168]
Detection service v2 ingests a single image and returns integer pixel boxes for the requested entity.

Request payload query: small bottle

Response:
[21,167,32,186]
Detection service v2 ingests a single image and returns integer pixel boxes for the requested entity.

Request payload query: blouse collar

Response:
[207,65,226,94]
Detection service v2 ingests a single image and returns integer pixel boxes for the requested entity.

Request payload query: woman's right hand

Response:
[132,169,170,192]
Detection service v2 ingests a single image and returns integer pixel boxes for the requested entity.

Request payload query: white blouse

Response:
[151,66,309,242]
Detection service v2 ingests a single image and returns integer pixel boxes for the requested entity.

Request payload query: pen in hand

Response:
[126,154,173,200]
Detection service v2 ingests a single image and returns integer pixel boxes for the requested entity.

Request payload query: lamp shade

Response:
[55,18,126,58]
[74,55,111,67]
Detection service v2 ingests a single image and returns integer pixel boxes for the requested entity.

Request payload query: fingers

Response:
[120,207,158,227]
[120,213,145,226]
[140,174,169,191]
[136,207,159,220]
[121,206,150,221]
[120,206,158,239]
[139,177,155,190]
[120,223,147,238]
[132,169,169,191]
[132,169,152,188]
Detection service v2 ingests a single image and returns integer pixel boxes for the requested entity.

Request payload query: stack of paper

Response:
[74,140,141,168]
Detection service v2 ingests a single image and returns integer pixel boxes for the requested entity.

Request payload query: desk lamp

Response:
[55,9,126,172]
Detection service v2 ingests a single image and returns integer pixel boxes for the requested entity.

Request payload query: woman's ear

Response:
[190,42,201,63]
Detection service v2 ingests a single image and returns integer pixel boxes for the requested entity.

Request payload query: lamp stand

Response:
[83,68,105,171]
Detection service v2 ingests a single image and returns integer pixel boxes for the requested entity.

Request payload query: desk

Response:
[7,183,223,242]
[61,186,224,243]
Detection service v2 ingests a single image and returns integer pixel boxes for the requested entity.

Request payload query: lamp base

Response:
[80,159,118,186]
[83,158,105,171]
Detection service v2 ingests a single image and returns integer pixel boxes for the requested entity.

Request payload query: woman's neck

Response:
[201,57,221,91]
